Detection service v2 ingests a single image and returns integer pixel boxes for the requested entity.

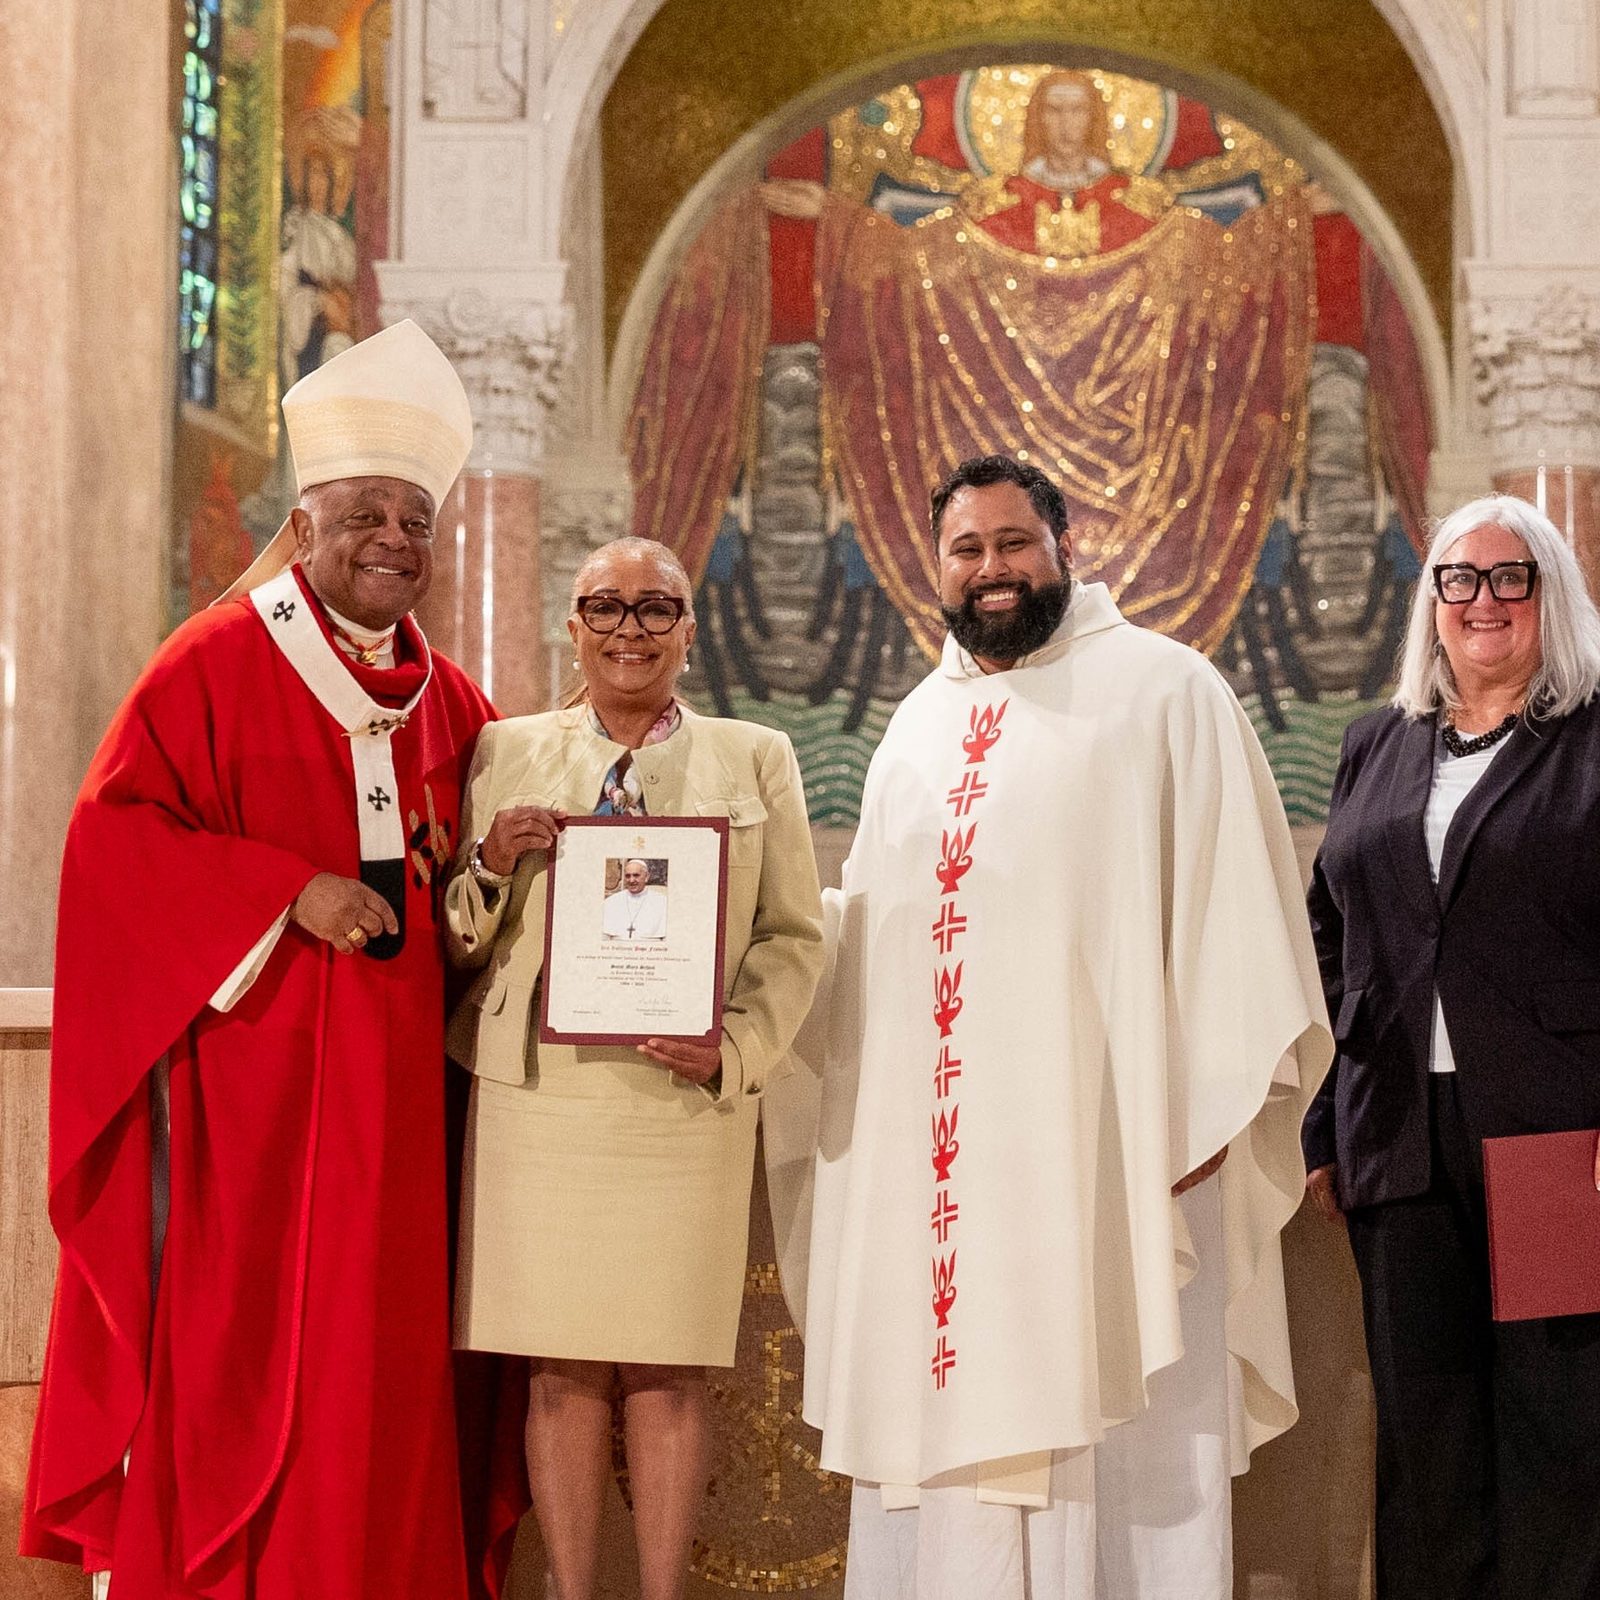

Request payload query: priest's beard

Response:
[941,576,1071,663]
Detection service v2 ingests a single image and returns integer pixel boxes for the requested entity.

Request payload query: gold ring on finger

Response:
[348,926,367,945]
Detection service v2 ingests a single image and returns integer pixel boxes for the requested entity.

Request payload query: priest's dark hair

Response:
[930,455,1070,550]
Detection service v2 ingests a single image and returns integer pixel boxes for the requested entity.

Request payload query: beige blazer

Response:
[444,705,824,1102]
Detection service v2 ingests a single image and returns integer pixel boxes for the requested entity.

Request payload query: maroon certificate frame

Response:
[537,814,729,1047]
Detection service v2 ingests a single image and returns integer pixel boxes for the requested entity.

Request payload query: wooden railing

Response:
[1,988,53,1384]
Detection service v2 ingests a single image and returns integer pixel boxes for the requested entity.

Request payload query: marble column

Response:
[1471,272,1600,589]
[427,470,547,712]
[376,280,571,714]
[0,0,170,986]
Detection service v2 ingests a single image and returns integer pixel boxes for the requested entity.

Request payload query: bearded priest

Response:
[21,321,497,1598]
[788,454,1333,1600]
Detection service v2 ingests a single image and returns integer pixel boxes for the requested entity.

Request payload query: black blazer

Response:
[1303,698,1600,1210]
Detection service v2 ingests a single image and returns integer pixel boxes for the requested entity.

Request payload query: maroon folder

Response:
[1482,1128,1600,1321]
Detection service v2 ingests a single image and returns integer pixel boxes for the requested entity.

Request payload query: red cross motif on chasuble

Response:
[931,902,968,955]
[946,770,989,817]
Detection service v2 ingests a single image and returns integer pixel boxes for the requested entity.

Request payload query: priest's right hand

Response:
[481,805,566,877]
[291,872,399,955]
[1306,1163,1343,1223]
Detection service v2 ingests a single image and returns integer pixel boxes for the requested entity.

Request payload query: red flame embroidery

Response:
[962,700,1009,764]
[933,963,964,1038]
[936,825,976,895]
[932,1251,958,1327]
[931,1103,961,1181]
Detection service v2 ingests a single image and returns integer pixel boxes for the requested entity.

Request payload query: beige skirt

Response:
[454,1052,759,1367]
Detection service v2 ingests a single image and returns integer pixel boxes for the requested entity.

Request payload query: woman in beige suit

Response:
[445,536,824,1600]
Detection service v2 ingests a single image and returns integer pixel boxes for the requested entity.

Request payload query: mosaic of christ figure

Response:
[762,70,1174,258]
[744,67,1316,657]
[627,64,1433,823]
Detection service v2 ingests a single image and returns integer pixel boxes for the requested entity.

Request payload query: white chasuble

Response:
[797,583,1332,1496]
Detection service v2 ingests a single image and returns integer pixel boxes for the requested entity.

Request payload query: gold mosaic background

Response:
[600,0,1451,351]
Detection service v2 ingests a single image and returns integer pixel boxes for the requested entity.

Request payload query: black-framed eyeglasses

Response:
[574,595,688,635]
[1432,561,1539,604]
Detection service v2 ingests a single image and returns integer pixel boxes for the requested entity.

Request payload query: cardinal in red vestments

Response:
[20,320,500,1598]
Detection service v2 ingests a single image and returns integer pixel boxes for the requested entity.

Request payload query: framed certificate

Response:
[538,815,729,1046]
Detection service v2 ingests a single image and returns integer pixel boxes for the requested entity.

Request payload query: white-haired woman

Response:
[1303,495,1600,1600]
[444,537,824,1600]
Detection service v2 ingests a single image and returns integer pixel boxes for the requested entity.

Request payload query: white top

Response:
[1422,738,1506,1072]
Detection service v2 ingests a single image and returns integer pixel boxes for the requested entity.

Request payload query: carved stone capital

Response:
[375,265,572,474]
[1469,269,1600,471]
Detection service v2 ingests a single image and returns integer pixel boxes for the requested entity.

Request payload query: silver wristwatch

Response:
[469,837,513,889]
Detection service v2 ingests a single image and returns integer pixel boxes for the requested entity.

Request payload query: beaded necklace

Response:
[1439,709,1520,758]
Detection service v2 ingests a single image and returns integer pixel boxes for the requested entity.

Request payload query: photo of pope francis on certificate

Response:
[539,814,728,1046]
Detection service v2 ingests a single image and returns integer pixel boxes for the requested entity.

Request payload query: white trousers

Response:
[843,1179,1231,1600]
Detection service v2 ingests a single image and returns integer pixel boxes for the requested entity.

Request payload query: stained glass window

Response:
[178,0,223,407]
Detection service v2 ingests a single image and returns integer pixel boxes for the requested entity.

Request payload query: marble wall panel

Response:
[0,0,171,985]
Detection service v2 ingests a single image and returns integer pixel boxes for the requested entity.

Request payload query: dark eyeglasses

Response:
[574,595,687,635]
[1432,561,1539,604]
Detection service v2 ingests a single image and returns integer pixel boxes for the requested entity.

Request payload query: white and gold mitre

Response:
[216,320,472,603]
[282,318,472,507]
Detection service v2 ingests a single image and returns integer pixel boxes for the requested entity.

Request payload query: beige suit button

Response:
[746,1083,759,1095]
[645,773,659,784]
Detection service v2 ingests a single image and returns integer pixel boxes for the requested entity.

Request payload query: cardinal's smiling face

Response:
[293,475,436,630]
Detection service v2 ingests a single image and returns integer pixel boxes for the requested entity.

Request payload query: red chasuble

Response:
[22,567,494,1598]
